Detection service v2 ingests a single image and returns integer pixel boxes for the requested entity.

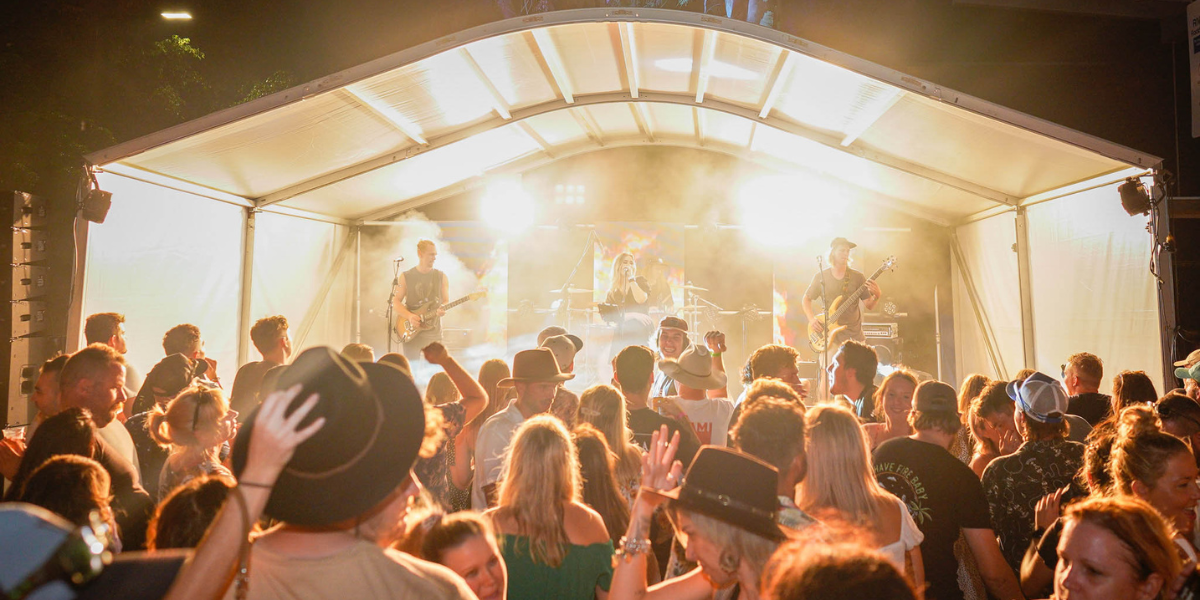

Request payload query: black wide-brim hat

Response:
[231,347,425,526]
[647,446,785,541]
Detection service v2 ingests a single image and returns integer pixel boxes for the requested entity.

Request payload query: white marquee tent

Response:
[78,8,1167,390]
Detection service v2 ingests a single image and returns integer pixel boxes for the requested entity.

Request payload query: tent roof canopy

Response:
[87,8,1159,226]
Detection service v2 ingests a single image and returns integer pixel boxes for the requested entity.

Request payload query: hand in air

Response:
[1034,486,1067,530]
[421,342,450,365]
[240,384,326,486]
[639,425,683,502]
[704,331,727,353]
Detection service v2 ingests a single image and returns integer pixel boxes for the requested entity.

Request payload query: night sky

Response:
[2,0,1196,195]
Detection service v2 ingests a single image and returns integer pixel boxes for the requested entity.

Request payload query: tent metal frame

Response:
[76,9,1171,385]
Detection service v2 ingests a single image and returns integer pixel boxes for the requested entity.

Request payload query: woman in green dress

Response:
[485,414,614,600]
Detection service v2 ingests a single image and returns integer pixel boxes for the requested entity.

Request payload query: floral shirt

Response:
[415,401,467,509]
[981,438,1086,571]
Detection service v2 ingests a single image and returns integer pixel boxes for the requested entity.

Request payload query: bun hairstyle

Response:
[1110,405,1193,495]
[148,385,229,450]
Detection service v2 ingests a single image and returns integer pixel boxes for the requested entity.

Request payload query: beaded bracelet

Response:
[614,536,652,561]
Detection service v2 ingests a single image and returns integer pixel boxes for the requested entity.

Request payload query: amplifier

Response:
[863,322,898,339]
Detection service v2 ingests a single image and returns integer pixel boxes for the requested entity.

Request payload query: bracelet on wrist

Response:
[614,536,652,561]
[239,480,273,489]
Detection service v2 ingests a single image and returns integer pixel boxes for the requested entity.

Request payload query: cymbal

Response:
[550,288,594,294]
[681,284,708,292]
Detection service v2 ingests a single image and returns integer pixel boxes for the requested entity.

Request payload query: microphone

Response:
[393,257,405,263]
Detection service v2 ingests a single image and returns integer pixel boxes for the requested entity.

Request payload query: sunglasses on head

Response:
[1156,403,1200,431]
[5,511,114,600]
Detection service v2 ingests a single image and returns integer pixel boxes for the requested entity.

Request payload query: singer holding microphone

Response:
[606,252,656,355]
[392,239,450,359]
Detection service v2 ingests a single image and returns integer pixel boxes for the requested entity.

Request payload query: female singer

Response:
[606,253,655,353]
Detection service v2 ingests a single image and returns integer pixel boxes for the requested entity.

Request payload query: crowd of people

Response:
[4,308,1200,600]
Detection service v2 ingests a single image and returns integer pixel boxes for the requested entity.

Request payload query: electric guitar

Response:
[807,256,897,353]
[398,291,487,343]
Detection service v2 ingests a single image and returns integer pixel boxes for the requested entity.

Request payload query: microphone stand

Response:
[386,258,403,353]
[556,228,598,331]
[817,255,830,403]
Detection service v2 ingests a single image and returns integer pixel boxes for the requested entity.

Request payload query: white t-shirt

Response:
[670,396,736,446]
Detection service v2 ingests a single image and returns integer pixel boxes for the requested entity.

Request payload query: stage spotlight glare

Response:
[1118,177,1152,216]
[481,180,534,233]
[739,176,839,248]
[161,11,192,19]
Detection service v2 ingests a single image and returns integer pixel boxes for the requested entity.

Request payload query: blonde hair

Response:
[871,368,918,422]
[497,415,580,567]
[466,359,511,433]
[417,239,436,255]
[425,372,459,406]
[667,509,779,583]
[1062,496,1180,600]
[958,373,990,416]
[799,405,890,532]
[578,384,641,488]
[608,252,635,296]
[148,385,229,452]
[1111,405,1192,496]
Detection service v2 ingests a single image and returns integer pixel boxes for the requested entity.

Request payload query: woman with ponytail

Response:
[1110,405,1200,540]
[148,384,237,501]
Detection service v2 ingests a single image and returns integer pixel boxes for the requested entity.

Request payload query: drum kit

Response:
[677,283,771,351]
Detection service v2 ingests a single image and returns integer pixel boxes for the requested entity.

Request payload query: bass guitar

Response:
[398,291,487,343]
[807,256,897,353]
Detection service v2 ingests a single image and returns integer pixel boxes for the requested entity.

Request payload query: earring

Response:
[718,550,739,573]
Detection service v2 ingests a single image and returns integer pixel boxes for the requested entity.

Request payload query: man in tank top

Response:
[392,239,449,359]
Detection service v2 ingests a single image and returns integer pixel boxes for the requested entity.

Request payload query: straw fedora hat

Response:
[657,344,727,391]
[230,347,425,526]
[497,348,575,388]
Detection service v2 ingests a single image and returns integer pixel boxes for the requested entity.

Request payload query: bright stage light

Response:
[738,175,846,249]
[161,11,192,19]
[481,179,534,233]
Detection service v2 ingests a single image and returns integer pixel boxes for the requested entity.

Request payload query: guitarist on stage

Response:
[393,239,450,359]
[801,237,881,347]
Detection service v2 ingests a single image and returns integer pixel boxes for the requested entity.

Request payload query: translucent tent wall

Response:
[951,183,1163,393]
[77,8,1168,389]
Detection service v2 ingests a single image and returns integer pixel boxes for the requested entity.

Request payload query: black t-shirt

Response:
[805,268,868,339]
[628,407,698,468]
[607,276,652,314]
[874,437,992,600]
[403,267,444,311]
[1066,392,1112,426]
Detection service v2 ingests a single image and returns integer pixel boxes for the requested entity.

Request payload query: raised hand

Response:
[704,330,727,354]
[640,425,683,495]
[240,384,325,486]
[1034,486,1067,530]
[421,342,450,365]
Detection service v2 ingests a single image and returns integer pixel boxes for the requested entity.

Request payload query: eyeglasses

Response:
[5,511,114,600]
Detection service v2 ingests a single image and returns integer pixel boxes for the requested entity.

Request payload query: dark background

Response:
[4,0,1199,375]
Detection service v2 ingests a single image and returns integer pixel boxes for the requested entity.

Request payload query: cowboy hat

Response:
[645,446,785,541]
[497,348,575,388]
[658,344,727,391]
[230,347,425,526]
